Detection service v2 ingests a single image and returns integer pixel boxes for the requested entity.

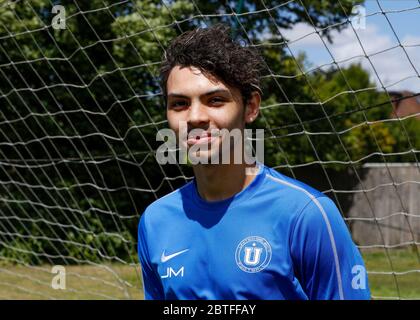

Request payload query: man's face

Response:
[166,65,247,163]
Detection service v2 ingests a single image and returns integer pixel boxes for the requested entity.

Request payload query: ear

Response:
[244,91,261,124]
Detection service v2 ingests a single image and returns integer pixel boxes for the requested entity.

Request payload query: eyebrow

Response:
[167,89,232,99]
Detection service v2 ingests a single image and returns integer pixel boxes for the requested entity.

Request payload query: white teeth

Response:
[189,133,215,139]
[187,130,221,139]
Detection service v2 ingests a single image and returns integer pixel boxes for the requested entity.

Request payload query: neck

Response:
[193,161,258,202]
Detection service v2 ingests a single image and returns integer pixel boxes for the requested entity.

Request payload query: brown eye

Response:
[170,101,188,109]
[210,97,224,105]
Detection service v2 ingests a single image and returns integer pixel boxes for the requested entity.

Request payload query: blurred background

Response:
[0,0,418,299]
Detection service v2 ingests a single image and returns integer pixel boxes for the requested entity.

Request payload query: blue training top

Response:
[138,163,371,300]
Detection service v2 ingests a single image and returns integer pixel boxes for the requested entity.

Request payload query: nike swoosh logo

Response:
[161,249,189,263]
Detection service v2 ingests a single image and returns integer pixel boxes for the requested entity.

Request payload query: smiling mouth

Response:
[186,130,221,146]
[187,134,217,145]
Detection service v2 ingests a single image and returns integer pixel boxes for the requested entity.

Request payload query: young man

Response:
[138,24,370,300]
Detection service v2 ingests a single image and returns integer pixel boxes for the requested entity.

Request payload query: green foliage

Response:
[0,237,44,265]
[257,59,419,170]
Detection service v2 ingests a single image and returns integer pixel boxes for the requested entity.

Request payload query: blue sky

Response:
[279,0,420,92]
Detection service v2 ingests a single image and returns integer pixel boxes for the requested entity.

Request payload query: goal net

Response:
[0,0,418,299]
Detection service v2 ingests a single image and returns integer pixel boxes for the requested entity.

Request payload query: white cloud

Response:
[277,22,420,92]
[279,22,322,47]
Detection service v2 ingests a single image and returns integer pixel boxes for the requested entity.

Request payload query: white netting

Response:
[0,0,418,299]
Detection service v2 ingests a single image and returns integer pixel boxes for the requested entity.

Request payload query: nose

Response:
[187,100,209,128]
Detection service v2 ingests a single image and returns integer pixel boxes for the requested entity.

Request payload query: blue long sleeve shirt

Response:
[138,163,370,300]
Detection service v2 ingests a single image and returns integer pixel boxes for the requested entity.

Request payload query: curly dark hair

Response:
[159,23,265,106]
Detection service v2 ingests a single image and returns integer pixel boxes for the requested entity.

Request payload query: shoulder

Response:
[250,165,338,235]
[140,180,194,229]
[263,166,324,199]
[261,166,325,214]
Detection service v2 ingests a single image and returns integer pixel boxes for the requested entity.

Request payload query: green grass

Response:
[0,248,418,299]
[0,263,144,300]
[361,247,420,299]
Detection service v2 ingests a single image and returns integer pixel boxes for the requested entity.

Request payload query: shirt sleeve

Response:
[290,196,371,300]
[138,213,165,300]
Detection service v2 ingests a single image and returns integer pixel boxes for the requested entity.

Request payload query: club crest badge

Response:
[235,236,272,273]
